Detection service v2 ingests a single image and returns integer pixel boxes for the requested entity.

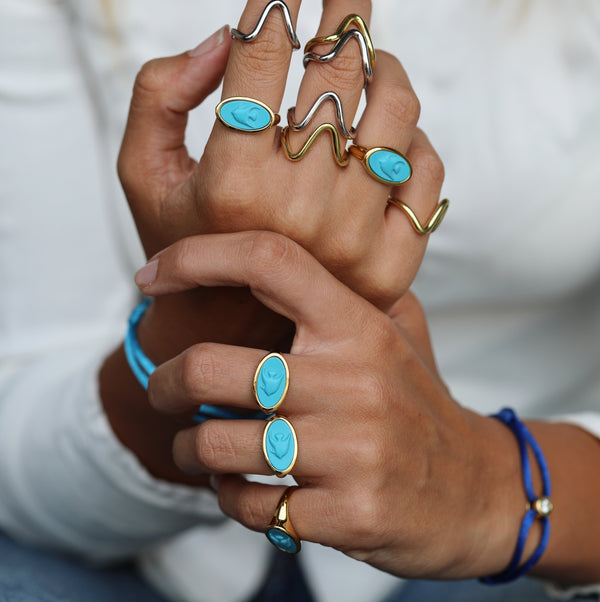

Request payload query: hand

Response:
[136,230,527,580]
[118,0,444,309]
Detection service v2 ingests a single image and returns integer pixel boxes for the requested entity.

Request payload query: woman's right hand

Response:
[117,0,445,310]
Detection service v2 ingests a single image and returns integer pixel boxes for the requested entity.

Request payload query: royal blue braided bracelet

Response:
[480,407,553,585]
[124,299,266,423]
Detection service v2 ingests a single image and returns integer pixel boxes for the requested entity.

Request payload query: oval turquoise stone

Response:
[266,528,300,554]
[217,99,273,132]
[264,417,296,475]
[256,355,288,411]
[367,149,411,184]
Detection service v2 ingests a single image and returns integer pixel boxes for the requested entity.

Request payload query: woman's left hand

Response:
[136,230,525,580]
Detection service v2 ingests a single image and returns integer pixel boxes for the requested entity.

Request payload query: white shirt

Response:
[0,1,598,601]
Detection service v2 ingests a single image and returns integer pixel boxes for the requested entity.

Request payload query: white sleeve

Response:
[0,346,224,564]
[0,0,223,563]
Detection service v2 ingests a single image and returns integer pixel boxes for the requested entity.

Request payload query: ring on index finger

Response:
[231,0,300,49]
[216,97,280,133]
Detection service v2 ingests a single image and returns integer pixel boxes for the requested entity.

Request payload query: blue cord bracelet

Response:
[125,299,266,423]
[480,407,553,585]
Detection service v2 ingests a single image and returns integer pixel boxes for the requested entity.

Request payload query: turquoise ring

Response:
[348,144,412,186]
[216,97,280,133]
[265,487,301,554]
[253,352,289,413]
[263,416,298,477]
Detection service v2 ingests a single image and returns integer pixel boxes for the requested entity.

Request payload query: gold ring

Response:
[263,416,298,477]
[216,97,280,133]
[253,352,289,414]
[349,144,412,186]
[388,196,450,234]
[304,14,375,66]
[264,486,301,554]
[281,124,349,166]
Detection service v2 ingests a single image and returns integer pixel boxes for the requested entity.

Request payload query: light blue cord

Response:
[125,300,267,423]
[480,407,552,584]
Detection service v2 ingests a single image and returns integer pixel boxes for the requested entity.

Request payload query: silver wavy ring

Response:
[231,1,300,50]
[303,29,373,87]
[287,92,356,140]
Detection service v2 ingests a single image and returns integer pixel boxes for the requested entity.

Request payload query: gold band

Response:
[264,486,301,554]
[388,196,450,235]
[281,124,349,166]
[304,14,375,65]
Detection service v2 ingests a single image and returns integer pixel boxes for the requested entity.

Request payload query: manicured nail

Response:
[188,25,228,57]
[135,259,159,289]
[209,474,221,492]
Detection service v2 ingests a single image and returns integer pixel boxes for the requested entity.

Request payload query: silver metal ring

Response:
[287,92,356,140]
[231,1,300,50]
[303,29,374,87]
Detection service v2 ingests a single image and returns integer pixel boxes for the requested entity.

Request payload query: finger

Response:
[215,478,352,550]
[287,1,372,161]
[118,27,232,208]
[215,1,302,156]
[173,416,330,477]
[148,343,357,417]
[135,231,369,340]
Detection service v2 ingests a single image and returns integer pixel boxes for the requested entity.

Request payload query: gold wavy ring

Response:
[388,196,450,235]
[304,14,375,65]
[281,124,349,166]
[264,486,301,554]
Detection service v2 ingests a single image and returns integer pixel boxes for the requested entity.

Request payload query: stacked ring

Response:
[388,196,450,234]
[216,97,280,133]
[303,14,375,87]
[281,124,349,166]
[265,487,301,554]
[287,91,356,140]
[348,144,412,186]
[231,0,300,49]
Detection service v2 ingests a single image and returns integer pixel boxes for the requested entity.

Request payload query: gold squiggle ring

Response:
[281,124,349,166]
[303,15,375,87]
[231,0,300,49]
[388,196,450,235]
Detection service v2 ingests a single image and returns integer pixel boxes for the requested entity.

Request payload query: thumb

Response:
[118,26,232,208]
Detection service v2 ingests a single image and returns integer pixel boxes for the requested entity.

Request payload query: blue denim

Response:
[0,532,593,602]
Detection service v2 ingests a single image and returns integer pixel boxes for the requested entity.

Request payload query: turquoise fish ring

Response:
[253,352,289,413]
[263,416,298,477]
[216,97,280,133]
[349,144,412,186]
[265,487,301,554]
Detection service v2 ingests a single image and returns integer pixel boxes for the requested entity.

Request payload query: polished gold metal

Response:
[303,15,375,87]
[281,124,349,166]
[304,14,375,65]
[288,91,356,140]
[265,486,301,554]
[388,196,450,235]
[231,0,300,49]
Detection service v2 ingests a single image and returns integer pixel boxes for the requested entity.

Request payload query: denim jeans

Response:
[0,532,589,602]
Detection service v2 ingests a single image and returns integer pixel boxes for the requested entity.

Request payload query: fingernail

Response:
[134,259,159,289]
[188,25,228,57]
[209,474,221,492]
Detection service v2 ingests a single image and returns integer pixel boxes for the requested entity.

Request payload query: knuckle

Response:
[179,343,221,401]
[346,487,385,542]
[233,491,271,529]
[413,146,445,189]
[354,370,390,418]
[194,423,234,472]
[133,58,166,98]
[382,83,421,131]
[243,231,299,279]
[309,49,364,92]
